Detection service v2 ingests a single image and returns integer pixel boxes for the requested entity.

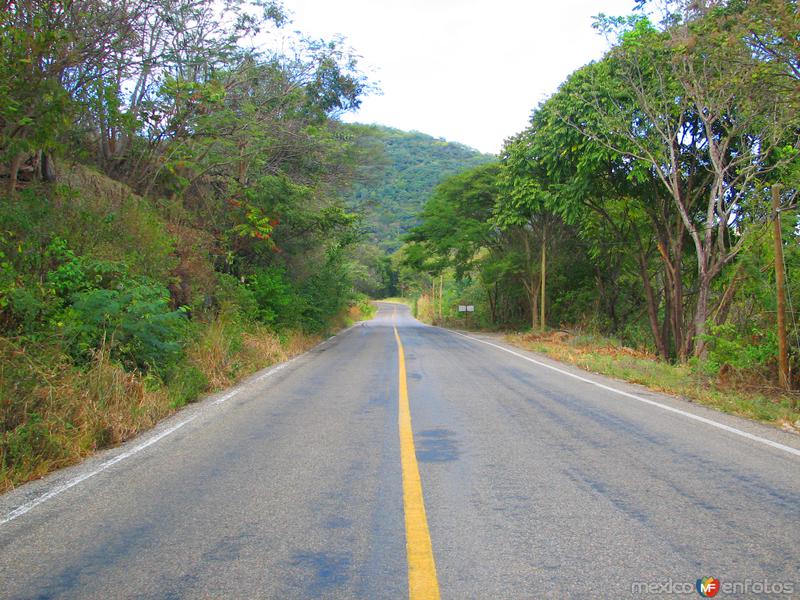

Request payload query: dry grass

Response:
[0,314,324,492]
[506,331,800,430]
[0,341,173,491]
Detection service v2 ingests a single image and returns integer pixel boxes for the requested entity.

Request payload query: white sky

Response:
[279,0,637,154]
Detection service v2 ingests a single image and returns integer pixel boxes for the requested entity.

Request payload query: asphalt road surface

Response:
[1,302,798,599]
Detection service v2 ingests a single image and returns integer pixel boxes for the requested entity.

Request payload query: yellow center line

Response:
[393,308,441,600]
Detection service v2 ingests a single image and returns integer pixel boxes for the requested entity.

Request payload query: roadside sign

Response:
[458,305,467,312]
[466,305,474,312]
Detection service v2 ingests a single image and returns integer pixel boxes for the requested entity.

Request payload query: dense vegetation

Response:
[0,0,376,488]
[346,126,493,298]
[349,126,493,252]
[401,0,800,409]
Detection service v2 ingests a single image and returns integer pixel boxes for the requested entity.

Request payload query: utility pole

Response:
[540,228,546,331]
[439,273,443,320]
[772,185,790,391]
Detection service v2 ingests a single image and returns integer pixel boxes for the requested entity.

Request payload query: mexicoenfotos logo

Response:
[696,577,721,597]
[632,576,796,595]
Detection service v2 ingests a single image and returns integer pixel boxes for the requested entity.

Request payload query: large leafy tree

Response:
[571,7,798,357]
[505,59,699,358]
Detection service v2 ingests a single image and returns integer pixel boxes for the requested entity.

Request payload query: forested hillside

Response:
[0,0,375,489]
[349,127,494,252]
[401,1,799,419]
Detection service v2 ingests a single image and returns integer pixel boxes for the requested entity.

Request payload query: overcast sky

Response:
[278,1,637,154]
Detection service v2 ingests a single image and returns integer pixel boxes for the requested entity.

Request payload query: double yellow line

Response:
[393,307,441,599]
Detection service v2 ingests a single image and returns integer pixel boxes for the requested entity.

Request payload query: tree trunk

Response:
[661,272,673,359]
[7,152,25,196]
[638,253,668,359]
[41,152,57,182]
[656,236,684,360]
[523,278,540,330]
[772,185,790,391]
[238,141,248,186]
[693,271,712,359]
[487,284,497,325]
[439,274,444,320]
[540,228,546,331]
[712,264,743,327]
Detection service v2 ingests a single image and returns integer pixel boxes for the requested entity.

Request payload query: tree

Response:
[0,0,140,191]
[505,64,686,358]
[576,10,798,357]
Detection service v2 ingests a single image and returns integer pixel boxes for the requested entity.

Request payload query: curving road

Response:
[1,302,798,599]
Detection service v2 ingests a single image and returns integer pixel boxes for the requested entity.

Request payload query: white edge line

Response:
[0,416,197,525]
[0,338,319,525]
[212,390,238,405]
[449,330,800,459]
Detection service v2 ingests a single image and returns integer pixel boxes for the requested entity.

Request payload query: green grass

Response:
[507,332,800,429]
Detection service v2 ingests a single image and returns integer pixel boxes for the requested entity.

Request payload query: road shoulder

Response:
[438,326,800,456]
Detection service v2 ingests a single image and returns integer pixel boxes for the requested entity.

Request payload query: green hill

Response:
[349,126,495,252]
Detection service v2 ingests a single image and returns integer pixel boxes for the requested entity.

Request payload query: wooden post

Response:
[772,185,790,391]
[439,274,443,320]
[540,228,546,331]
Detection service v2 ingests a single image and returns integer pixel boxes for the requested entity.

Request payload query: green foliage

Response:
[356,296,377,320]
[406,163,500,277]
[299,250,356,332]
[2,413,66,474]
[168,365,209,409]
[214,273,258,318]
[44,238,88,297]
[0,0,381,491]
[247,267,304,329]
[348,126,495,253]
[701,322,778,375]
[61,283,188,374]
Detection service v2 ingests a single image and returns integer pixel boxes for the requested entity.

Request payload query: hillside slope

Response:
[349,126,495,252]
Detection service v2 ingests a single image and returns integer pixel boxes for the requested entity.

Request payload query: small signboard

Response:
[466,305,475,312]
[458,305,474,312]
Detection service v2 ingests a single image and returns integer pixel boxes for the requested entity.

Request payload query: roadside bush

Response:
[2,413,68,478]
[299,253,353,332]
[184,307,247,389]
[61,282,188,373]
[701,322,778,376]
[44,237,88,297]
[215,273,258,318]
[356,295,376,319]
[4,286,58,336]
[167,364,208,408]
[248,267,305,329]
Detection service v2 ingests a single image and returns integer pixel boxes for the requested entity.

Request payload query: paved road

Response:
[1,302,798,599]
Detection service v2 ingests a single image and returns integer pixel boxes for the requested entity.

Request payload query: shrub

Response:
[215,273,258,318]
[61,282,188,373]
[185,307,246,389]
[1,413,67,477]
[299,253,353,332]
[45,237,88,297]
[167,364,208,408]
[248,267,305,328]
[702,322,778,375]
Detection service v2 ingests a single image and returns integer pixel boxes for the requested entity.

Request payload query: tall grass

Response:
[0,338,172,488]
[0,310,322,492]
